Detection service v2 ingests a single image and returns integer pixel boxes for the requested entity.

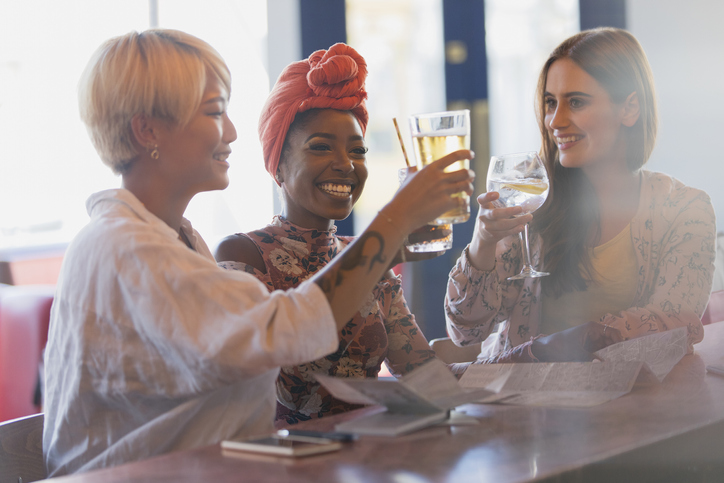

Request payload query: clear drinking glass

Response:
[486,152,550,280]
[408,109,471,225]
[398,167,453,252]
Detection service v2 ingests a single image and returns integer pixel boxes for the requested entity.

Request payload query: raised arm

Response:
[444,191,531,346]
[315,150,474,329]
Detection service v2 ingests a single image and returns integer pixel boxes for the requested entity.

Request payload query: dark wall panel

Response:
[299,0,355,236]
[580,0,626,30]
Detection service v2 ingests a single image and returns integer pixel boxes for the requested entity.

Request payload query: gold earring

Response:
[147,144,159,160]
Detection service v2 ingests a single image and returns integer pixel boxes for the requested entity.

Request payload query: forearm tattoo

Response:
[314,231,388,298]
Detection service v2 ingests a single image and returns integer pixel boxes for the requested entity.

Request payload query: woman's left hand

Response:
[531,321,624,362]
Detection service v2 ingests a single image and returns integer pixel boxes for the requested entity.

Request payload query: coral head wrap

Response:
[258,43,369,178]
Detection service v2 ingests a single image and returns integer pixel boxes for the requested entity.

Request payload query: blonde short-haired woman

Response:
[43,29,474,475]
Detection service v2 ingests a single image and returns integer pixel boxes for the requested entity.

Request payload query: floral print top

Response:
[445,170,717,357]
[219,216,436,424]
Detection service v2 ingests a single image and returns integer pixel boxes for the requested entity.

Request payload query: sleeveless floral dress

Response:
[219,216,436,424]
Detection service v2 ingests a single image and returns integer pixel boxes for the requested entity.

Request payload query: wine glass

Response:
[486,152,550,280]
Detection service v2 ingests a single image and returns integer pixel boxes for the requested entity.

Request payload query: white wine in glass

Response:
[486,152,550,280]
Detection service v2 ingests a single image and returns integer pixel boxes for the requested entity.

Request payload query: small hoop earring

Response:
[150,144,159,160]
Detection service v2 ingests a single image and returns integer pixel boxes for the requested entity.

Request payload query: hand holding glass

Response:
[486,152,549,280]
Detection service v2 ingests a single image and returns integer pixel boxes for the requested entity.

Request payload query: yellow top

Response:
[541,224,638,334]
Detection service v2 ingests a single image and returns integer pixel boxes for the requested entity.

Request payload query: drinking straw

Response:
[392,118,412,168]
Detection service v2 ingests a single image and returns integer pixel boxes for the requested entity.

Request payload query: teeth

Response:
[214,154,230,162]
[556,135,582,144]
[318,183,352,197]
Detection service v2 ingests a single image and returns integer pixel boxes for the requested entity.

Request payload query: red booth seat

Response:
[0,284,55,422]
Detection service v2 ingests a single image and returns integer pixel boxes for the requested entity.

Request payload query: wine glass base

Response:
[507,269,550,281]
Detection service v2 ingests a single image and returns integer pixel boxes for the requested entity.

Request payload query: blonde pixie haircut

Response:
[78,29,231,174]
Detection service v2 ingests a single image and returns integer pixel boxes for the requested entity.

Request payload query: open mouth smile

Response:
[555,135,583,149]
[213,152,231,164]
[317,182,353,198]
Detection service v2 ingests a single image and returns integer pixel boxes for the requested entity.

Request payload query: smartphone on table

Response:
[221,434,342,457]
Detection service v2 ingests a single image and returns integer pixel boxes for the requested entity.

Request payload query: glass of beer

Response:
[398,167,453,252]
[408,109,471,225]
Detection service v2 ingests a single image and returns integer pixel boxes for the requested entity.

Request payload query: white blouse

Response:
[43,189,337,476]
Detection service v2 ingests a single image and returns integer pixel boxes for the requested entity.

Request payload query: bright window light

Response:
[0,0,273,252]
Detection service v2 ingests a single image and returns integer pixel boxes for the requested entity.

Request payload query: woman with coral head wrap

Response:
[216,43,470,424]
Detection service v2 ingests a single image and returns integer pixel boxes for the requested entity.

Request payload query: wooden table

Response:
[48,323,724,483]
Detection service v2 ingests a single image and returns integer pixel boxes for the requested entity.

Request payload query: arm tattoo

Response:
[314,231,388,298]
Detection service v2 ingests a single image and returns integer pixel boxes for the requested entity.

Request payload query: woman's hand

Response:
[466,191,532,270]
[474,191,532,245]
[313,150,473,328]
[531,321,624,362]
[384,149,475,236]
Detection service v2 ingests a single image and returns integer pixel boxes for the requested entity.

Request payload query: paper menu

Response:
[314,359,507,436]
[594,326,688,382]
[316,358,505,413]
[458,327,689,408]
[460,360,644,407]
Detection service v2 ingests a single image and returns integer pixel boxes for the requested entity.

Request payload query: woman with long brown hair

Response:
[445,27,715,362]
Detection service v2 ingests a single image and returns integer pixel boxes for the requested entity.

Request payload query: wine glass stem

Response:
[519,223,534,270]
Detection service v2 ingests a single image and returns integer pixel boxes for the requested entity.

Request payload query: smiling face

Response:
[155,73,237,198]
[544,58,631,172]
[277,109,368,231]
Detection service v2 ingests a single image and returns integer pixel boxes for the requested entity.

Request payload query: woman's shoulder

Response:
[640,170,715,230]
[214,232,266,273]
[642,170,711,201]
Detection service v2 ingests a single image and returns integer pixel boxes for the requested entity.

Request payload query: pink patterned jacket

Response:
[220,217,436,424]
[445,170,716,358]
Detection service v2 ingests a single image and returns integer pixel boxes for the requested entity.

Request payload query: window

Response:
[346,0,446,232]
[485,0,579,155]
[0,1,273,252]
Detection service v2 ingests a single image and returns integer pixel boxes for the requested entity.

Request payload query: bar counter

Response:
[48,322,724,483]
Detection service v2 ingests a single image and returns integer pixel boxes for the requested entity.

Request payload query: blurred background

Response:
[1,0,722,338]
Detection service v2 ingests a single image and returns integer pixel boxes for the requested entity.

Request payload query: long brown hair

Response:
[531,27,658,297]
